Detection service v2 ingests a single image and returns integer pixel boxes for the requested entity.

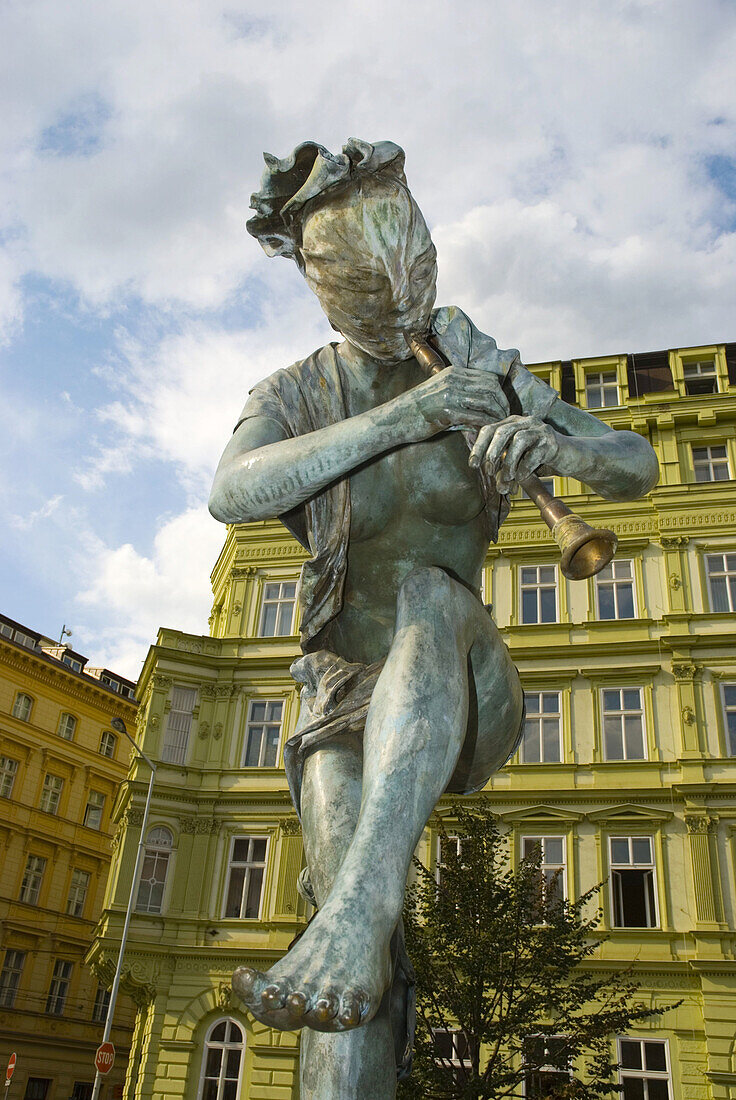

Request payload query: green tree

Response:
[399,802,677,1100]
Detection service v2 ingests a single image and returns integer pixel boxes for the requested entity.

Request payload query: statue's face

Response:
[300,177,437,363]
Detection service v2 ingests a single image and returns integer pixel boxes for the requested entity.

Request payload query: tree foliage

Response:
[398,802,677,1100]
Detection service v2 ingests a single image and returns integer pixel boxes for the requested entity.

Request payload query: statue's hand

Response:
[468,415,560,495]
[401,366,510,436]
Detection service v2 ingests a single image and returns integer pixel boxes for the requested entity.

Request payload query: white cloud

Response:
[9,493,64,530]
[76,505,224,679]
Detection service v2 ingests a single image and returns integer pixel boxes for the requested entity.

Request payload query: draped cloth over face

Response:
[235,305,558,810]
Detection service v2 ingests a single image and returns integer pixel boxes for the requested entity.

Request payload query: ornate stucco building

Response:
[0,614,138,1100]
[91,338,736,1100]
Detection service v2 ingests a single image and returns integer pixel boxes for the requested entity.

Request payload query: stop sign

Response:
[6,1052,16,1083]
[95,1042,115,1075]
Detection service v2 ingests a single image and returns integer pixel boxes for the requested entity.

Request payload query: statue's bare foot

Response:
[232,901,393,1032]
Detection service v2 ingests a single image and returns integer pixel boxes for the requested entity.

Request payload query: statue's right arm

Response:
[209,365,511,524]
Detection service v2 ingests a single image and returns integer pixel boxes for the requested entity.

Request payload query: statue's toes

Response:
[285,989,308,1019]
[262,981,288,1010]
[312,991,339,1026]
[337,989,366,1028]
[232,966,262,1003]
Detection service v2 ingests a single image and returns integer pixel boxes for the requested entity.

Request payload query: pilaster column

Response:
[685,815,724,927]
[671,659,703,757]
[659,535,690,614]
[274,819,307,920]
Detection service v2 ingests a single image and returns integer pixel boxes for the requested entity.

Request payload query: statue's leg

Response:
[299,740,398,1099]
[234,566,522,1033]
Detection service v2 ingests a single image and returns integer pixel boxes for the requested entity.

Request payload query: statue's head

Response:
[247,139,437,362]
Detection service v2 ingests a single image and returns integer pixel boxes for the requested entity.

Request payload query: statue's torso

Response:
[324,348,491,664]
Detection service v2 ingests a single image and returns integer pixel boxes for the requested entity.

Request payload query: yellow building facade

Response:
[0,615,138,1100]
[92,339,736,1100]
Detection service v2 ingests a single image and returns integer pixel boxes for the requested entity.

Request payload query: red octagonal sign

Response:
[95,1042,115,1075]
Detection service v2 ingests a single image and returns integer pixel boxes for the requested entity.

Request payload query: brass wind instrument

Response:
[407,332,618,581]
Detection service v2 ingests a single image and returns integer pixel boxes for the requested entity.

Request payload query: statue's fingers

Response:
[469,424,496,468]
[498,430,536,487]
[483,419,524,473]
[514,442,549,486]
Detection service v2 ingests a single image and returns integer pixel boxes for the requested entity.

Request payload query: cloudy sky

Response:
[1,0,734,680]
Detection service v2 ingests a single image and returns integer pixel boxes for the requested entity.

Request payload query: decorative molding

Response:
[672,661,698,680]
[659,535,689,549]
[686,815,717,835]
[668,573,682,590]
[231,566,258,577]
[197,721,210,740]
[180,816,220,835]
[200,685,217,699]
[681,705,696,726]
[217,981,233,1010]
[176,639,203,654]
[279,818,302,836]
[152,673,173,689]
[213,722,223,740]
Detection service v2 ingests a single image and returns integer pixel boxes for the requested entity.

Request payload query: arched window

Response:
[198,1018,244,1100]
[135,826,174,914]
[12,693,32,722]
[58,713,77,740]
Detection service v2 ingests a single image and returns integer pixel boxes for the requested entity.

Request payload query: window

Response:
[58,712,77,740]
[692,444,730,482]
[618,1037,671,1099]
[15,630,37,649]
[40,773,64,814]
[0,949,26,1008]
[585,370,619,408]
[435,834,462,888]
[62,653,83,673]
[136,826,174,914]
[198,1018,244,1100]
[595,559,635,620]
[683,359,718,396]
[99,730,117,758]
[519,565,557,624]
[46,958,73,1015]
[243,700,283,766]
[83,790,105,830]
[706,552,736,612]
[0,755,18,798]
[524,1035,571,1097]
[19,854,46,904]
[161,684,198,764]
[601,688,646,761]
[521,692,561,763]
[71,1085,93,1100]
[722,684,736,756]
[92,984,111,1023]
[610,836,658,928]
[0,621,12,638]
[259,580,297,637]
[66,868,91,917]
[23,1081,51,1100]
[521,836,566,908]
[224,836,268,918]
[432,1029,471,1087]
[12,692,32,721]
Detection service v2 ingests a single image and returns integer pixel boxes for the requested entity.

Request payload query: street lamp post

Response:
[91,716,157,1100]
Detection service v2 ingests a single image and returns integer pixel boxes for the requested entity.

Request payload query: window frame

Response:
[518,564,559,625]
[99,730,117,759]
[719,682,736,758]
[523,1034,572,1098]
[258,579,298,638]
[431,1027,472,1087]
[242,698,284,767]
[520,835,567,908]
[46,958,73,1016]
[584,369,621,409]
[223,834,270,920]
[609,835,660,929]
[12,691,33,722]
[617,1036,672,1099]
[40,773,64,815]
[435,833,462,888]
[0,948,26,1008]
[135,826,174,915]
[161,683,198,765]
[58,712,77,741]
[19,853,47,905]
[83,789,106,830]
[520,691,563,764]
[682,357,719,396]
[196,1017,245,1100]
[691,443,731,483]
[66,868,91,918]
[600,686,648,762]
[594,558,637,620]
[0,755,19,799]
[92,984,111,1023]
[705,551,736,613]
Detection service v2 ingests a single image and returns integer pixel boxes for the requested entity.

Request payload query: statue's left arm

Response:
[469,362,659,502]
